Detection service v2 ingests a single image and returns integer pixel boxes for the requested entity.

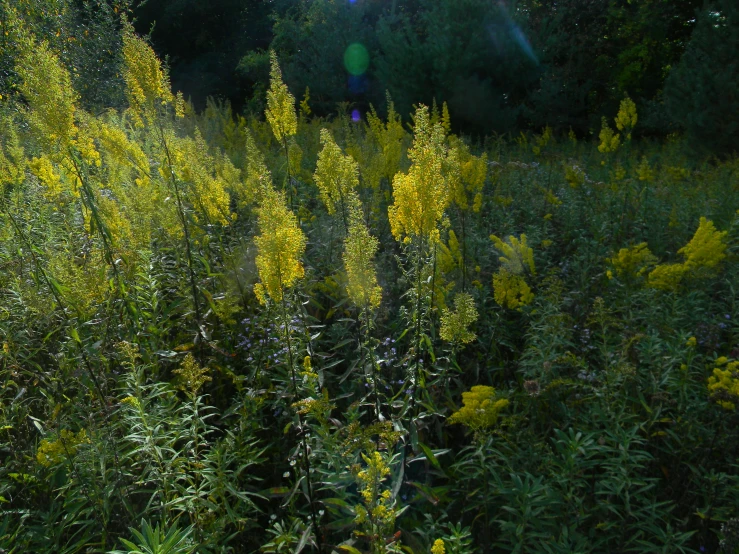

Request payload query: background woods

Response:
[1,1,739,553]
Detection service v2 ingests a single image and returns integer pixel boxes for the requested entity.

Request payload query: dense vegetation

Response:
[1,3,739,554]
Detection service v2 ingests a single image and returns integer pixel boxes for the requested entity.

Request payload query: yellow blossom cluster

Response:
[366,98,406,185]
[16,39,77,150]
[598,117,621,153]
[678,217,728,270]
[490,234,535,309]
[241,130,272,206]
[354,451,396,534]
[37,429,90,467]
[648,217,728,290]
[531,126,553,156]
[266,51,297,143]
[490,234,536,276]
[615,97,638,140]
[0,124,26,192]
[167,131,233,226]
[493,270,535,310]
[448,136,487,212]
[388,105,450,243]
[94,118,151,187]
[344,209,382,310]
[608,243,657,280]
[440,292,478,345]
[448,385,509,432]
[636,156,655,182]
[707,359,739,410]
[564,163,586,188]
[29,155,65,199]
[292,390,335,423]
[121,23,175,127]
[437,230,463,274]
[253,185,306,304]
[314,129,360,216]
[173,353,212,395]
[431,539,446,554]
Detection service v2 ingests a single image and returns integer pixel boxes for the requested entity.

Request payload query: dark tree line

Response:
[1,0,737,152]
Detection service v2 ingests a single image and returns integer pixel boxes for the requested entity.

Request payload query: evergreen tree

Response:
[665,0,739,155]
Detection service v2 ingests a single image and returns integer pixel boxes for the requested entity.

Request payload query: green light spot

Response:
[344,43,369,76]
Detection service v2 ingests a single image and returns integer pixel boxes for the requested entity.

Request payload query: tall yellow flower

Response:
[0,122,26,193]
[167,131,232,226]
[344,208,382,310]
[707,360,739,410]
[608,243,657,279]
[314,129,360,215]
[490,234,535,276]
[16,39,77,150]
[679,217,728,270]
[440,292,478,345]
[388,105,449,242]
[253,185,306,304]
[266,51,297,143]
[121,23,175,127]
[493,270,534,310]
[366,96,406,184]
[241,130,272,206]
[598,117,621,153]
[648,217,728,291]
[615,97,638,140]
[447,136,487,212]
[490,234,535,309]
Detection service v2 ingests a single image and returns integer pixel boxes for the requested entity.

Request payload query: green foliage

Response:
[2,19,739,554]
[110,519,194,554]
[664,0,739,155]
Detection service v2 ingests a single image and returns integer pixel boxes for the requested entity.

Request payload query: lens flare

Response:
[344,43,370,76]
[351,109,361,122]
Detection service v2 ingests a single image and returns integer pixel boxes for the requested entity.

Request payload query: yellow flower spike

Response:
[16,38,77,151]
[707,360,739,410]
[647,263,688,291]
[388,105,450,242]
[173,353,212,395]
[344,208,382,310]
[598,117,620,153]
[121,23,174,127]
[28,155,65,199]
[686,337,697,348]
[636,156,655,182]
[440,292,478,345]
[266,51,297,143]
[490,233,536,276]
[314,129,360,216]
[431,539,446,554]
[354,451,396,535]
[608,243,658,279]
[168,131,232,226]
[678,217,728,271]
[242,130,272,206]
[36,429,90,467]
[448,385,509,432]
[253,184,306,304]
[648,217,727,291]
[299,86,311,119]
[615,96,638,139]
[366,97,406,185]
[441,101,451,135]
[493,270,534,310]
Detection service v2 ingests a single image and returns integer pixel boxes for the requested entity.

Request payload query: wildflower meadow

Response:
[1,4,738,554]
